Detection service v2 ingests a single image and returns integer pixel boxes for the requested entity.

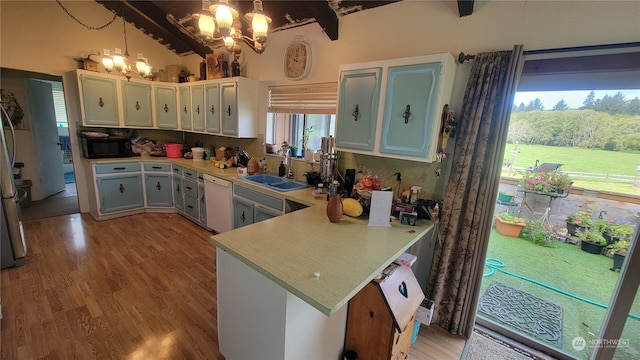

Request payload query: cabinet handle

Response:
[187,205,194,209]
[195,105,200,114]
[210,105,215,115]
[176,184,180,192]
[152,166,162,169]
[227,105,232,116]
[135,101,141,111]
[163,104,169,113]
[98,97,105,108]
[241,211,245,223]
[403,104,411,124]
[352,104,359,121]
[183,105,187,114]
[186,186,193,190]
[119,184,124,193]
[113,167,126,170]
[156,181,161,190]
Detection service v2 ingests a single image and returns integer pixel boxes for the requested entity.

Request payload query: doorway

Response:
[1,68,79,221]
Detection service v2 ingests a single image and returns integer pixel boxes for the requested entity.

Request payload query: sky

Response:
[513,90,640,110]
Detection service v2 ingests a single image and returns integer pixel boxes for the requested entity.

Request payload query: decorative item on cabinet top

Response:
[335,53,457,163]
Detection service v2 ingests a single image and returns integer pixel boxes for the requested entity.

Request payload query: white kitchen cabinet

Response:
[93,162,144,217]
[178,85,192,130]
[335,67,382,152]
[191,84,206,132]
[336,53,456,162]
[219,77,258,138]
[143,163,173,207]
[154,84,179,129]
[77,71,120,126]
[205,82,221,133]
[121,80,153,127]
[232,184,283,229]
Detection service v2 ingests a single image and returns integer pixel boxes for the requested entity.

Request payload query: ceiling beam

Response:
[96,0,212,57]
[457,0,474,17]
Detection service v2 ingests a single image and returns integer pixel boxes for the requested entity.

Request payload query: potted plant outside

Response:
[498,191,515,203]
[609,239,631,271]
[495,212,527,237]
[549,171,573,194]
[577,228,607,254]
[566,208,594,236]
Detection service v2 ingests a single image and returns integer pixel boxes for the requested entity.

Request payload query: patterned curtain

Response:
[426,45,525,337]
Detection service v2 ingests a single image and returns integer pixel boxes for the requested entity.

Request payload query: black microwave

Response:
[80,137,133,159]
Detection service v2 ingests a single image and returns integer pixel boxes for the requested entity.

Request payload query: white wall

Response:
[2,0,638,200]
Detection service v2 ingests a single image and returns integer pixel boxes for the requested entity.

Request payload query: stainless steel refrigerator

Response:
[1,106,27,269]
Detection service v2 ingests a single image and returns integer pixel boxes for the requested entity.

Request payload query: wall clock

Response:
[283,36,311,80]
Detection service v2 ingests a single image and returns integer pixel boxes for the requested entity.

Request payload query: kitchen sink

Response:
[243,174,309,192]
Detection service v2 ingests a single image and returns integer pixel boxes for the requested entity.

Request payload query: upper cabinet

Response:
[72,70,258,138]
[219,77,258,138]
[121,80,153,127]
[335,68,382,152]
[179,85,192,130]
[153,84,179,129]
[336,54,456,162]
[78,72,120,126]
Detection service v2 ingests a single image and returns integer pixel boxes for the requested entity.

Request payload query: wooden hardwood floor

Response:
[1,213,466,359]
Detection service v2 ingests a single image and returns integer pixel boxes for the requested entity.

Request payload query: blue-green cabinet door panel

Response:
[335,68,382,151]
[233,197,254,229]
[179,86,192,130]
[79,74,120,126]
[255,206,280,224]
[121,81,153,127]
[173,174,184,210]
[205,83,221,133]
[221,82,239,136]
[380,62,442,157]
[145,173,173,207]
[191,84,205,131]
[154,85,178,129]
[97,174,144,213]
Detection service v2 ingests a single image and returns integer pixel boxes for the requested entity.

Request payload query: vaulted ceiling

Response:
[95,1,475,57]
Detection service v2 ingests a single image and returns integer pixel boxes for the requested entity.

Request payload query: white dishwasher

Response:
[203,174,233,234]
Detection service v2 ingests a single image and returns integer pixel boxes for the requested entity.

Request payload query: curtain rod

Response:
[457,41,640,63]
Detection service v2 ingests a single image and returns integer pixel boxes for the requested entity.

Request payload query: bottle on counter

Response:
[247,157,259,175]
[278,162,286,177]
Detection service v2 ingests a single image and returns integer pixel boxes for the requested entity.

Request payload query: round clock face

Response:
[284,42,310,80]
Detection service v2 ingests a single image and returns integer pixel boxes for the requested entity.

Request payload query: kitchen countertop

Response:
[86,156,434,316]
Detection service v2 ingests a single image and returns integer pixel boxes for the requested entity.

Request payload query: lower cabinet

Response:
[173,166,208,229]
[232,185,283,229]
[97,174,144,213]
[173,174,184,211]
[93,162,144,216]
[143,163,173,207]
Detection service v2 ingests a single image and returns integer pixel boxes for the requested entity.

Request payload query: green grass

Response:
[481,229,640,359]
[502,144,640,195]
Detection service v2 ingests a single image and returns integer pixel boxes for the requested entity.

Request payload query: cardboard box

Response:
[415,299,434,325]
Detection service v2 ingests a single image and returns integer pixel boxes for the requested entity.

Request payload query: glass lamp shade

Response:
[252,13,268,43]
[215,3,233,35]
[102,49,114,72]
[113,48,125,72]
[198,14,215,38]
[224,36,235,53]
[136,54,148,74]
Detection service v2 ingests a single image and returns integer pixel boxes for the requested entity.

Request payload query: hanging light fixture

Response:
[197,0,271,55]
[102,17,155,80]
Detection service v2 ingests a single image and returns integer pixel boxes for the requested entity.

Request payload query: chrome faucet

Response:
[282,142,294,179]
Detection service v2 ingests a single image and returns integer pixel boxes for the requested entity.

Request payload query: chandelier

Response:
[197,0,271,55]
[102,17,155,80]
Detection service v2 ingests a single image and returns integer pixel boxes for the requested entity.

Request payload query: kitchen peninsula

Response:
[209,182,433,359]
[81,157,434,359]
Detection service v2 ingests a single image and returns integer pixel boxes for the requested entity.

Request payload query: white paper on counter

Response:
[368,191,393,227]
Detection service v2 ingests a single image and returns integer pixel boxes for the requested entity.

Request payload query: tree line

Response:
[513,91,640,115]
[508,92,640,151]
